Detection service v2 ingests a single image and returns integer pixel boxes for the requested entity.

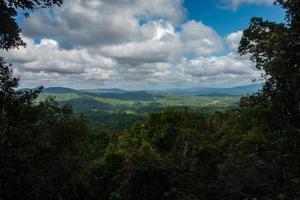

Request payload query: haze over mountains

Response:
[156,83,262,96]
[42,83,262,97]
[29,83,262,113]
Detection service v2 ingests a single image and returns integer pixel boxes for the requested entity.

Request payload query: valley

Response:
[37,83,261,114]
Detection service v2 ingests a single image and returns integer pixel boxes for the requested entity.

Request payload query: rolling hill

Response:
[161,83,262,96]
[33,84,261,113]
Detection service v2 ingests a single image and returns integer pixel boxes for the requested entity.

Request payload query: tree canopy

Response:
[239,0,300,132]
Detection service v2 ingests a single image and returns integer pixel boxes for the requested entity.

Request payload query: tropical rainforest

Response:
[0,0,299,199]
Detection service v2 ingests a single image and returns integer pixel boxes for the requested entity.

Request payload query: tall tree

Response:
[0,0,62,50]
[0,1,93,199]
[0,58,91,200]
[238,0,300,198]
[239,0,300,132]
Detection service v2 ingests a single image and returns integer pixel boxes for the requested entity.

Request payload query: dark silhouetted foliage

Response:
[0,0,62,50]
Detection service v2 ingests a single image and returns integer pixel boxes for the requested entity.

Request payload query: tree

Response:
[239,0,300,132]
[0,0,62,50]
[237,0,300,198]
[0,57,91,200]
[0,2,94,199]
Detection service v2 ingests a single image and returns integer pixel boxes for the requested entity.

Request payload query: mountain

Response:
[30,84,262,113]
[203,83,262,96]
[160,87,215,95]
[58,98,114,113]
[42,87,155,100]
[42,83,262,97]
[81,88,127,94]
[93,91,155,100]
[43,87,78,94]
[160,83,262,96]
[79,90,155,101]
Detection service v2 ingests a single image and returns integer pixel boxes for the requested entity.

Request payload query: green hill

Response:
[34,85,256,114]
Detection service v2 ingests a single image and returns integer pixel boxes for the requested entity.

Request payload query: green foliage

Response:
[0,59,91,200]
[84,110,145,132]
[92,106,298,199]
[239,1,300,131]
[235,1,300,198]
[0,0,62,50]
[82,2,300,197]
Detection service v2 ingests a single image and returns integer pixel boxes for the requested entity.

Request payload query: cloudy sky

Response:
[1,0,284,89]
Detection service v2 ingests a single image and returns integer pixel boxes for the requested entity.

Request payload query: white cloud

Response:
[225,31,243,52]
[2,37,116,75]
[183,53,259,79]
[180,20,223,56]
[1,32,258,89]
[0,0,261,89]
[100,20,223,67]
[23,0,186,48]
[100,20,181,65]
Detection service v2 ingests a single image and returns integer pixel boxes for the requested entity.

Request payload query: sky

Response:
[1,0,284,89]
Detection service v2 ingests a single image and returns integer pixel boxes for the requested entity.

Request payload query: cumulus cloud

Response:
[218,0,274,10]
[23,0,186,48]
[225,31,243,52]
[100,20,181,66]
[1,32,258,89]
[13,70,112,89]
[183,53,259,80]
[100,20,223,67]
[180,20,223,56]
[1,0,261,89]
[0,36,177,89]
[1,36,116,75]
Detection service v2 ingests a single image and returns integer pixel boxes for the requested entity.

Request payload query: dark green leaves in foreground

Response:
[0,58,90,200]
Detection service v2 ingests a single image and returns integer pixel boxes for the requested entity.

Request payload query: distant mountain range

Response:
[158,83,262,96]
[41,83,262,97]
[43,87,78,94]
[43,87,155,101]
[81,88,127,94]
[20,84,262,113]
[154,83,262,96]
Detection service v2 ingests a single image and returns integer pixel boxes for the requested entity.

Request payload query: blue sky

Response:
[184,0,284,36]
[2,0,285,89]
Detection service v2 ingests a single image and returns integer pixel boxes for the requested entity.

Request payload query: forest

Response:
[0,0,299,199]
